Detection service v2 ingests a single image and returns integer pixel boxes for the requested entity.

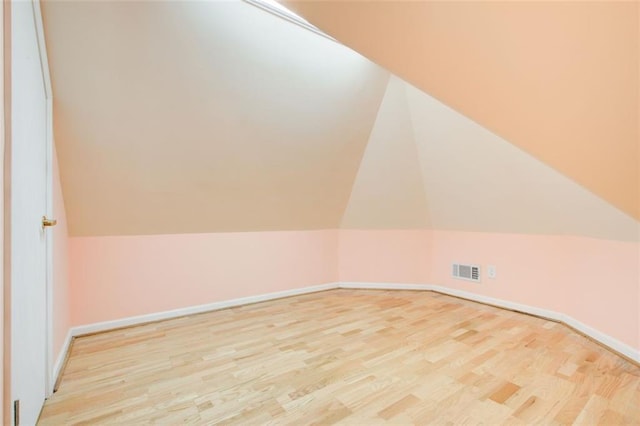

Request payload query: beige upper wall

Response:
[42,1,389,236]
[341,76,430,229]
[283,0,640,221]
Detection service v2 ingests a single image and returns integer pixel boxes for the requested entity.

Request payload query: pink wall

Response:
[338,230,431,283]
[52,146,71,360]
[67,228,638,352]
[69,230,339,325]
[428,230,639,350]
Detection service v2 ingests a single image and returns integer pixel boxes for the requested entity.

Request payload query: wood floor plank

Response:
[39,290,640,425]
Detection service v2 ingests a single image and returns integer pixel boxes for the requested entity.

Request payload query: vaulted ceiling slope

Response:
[343,76,639,242]
[42,1,389,236]
[283,1,640,221]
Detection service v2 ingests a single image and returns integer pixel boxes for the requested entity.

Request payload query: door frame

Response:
[1,1,6,423]
[31,0,55,398]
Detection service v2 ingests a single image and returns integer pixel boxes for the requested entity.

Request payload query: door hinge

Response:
[13,400,19,426]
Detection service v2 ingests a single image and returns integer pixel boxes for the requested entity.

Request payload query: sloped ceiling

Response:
[43,0,638,240]
[405,80,638,242]
[282,0,640,221]
[42,0,389,236]
[341,76,638,242]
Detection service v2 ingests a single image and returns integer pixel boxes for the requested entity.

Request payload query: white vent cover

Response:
[452,263,481,283]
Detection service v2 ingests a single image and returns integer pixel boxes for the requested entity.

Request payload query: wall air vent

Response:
[452,263,481,283]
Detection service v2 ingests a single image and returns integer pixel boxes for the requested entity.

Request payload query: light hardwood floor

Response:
[39,289,640,425]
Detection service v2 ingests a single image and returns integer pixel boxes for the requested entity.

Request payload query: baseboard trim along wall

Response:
[71,283,338,337]
[52,329,73,395]
[55,281,639,388]
[339,282,640,364]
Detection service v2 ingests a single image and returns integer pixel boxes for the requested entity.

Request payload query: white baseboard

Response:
[70,282,339,337]
[65,281,638,366]
[559,314,639,363]
[339,281,640,363]
[51,328,73,393]
[426,284,565,321]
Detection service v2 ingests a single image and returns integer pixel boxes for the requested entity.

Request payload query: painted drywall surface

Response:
[341,76,429,229]
[69,230,339,325]
[52,145,70,359]
[68,228,638,352]
[338,230,431,284]
[284,0,639,220]
[429,230,640,350]
[42,0,389,236]
[404,81,639,243]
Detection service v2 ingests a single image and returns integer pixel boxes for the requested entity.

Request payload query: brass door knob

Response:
[42,216,57,227]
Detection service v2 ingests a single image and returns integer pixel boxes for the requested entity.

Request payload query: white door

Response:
[11,1,50,424]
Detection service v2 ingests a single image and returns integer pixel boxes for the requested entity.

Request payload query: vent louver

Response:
[452,263,481,283]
